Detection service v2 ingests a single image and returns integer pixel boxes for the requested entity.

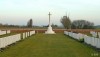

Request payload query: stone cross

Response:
[48,12,51,26]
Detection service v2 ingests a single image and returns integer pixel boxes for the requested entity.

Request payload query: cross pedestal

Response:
[45,12,55,34]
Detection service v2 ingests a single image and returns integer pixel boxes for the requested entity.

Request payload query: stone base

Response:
[45,26,55,34]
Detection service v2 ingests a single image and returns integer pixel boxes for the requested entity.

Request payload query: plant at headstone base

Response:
[79,38,84,43]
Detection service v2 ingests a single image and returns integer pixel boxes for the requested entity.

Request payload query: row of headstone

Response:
[30,31,35,36]
[7,30,11,34]
[98,32,100,38]
[0,30,11,35]
[22,31,35,39]
[64,31,84,41]
[84,35,100,48]
[0,34,21,49]
[64,31,100,49]
[90,31,98,37]
[0,30,35,50]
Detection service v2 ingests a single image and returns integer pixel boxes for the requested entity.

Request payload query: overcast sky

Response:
[0,0,100,26]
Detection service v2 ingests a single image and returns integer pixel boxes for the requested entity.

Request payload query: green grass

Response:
[0,33,100,57]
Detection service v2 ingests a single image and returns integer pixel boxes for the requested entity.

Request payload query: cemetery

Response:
[0,29,100,57]
[0,0,100,56]
[0,12,100,57]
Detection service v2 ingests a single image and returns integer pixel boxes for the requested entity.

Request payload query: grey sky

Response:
[0,0,100,26]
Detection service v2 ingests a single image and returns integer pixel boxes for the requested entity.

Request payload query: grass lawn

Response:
[0,33,100,57]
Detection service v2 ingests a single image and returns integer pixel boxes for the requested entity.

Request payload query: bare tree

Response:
[60,16,71,29]
[71,20,94,29]
[27,19,33,28]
